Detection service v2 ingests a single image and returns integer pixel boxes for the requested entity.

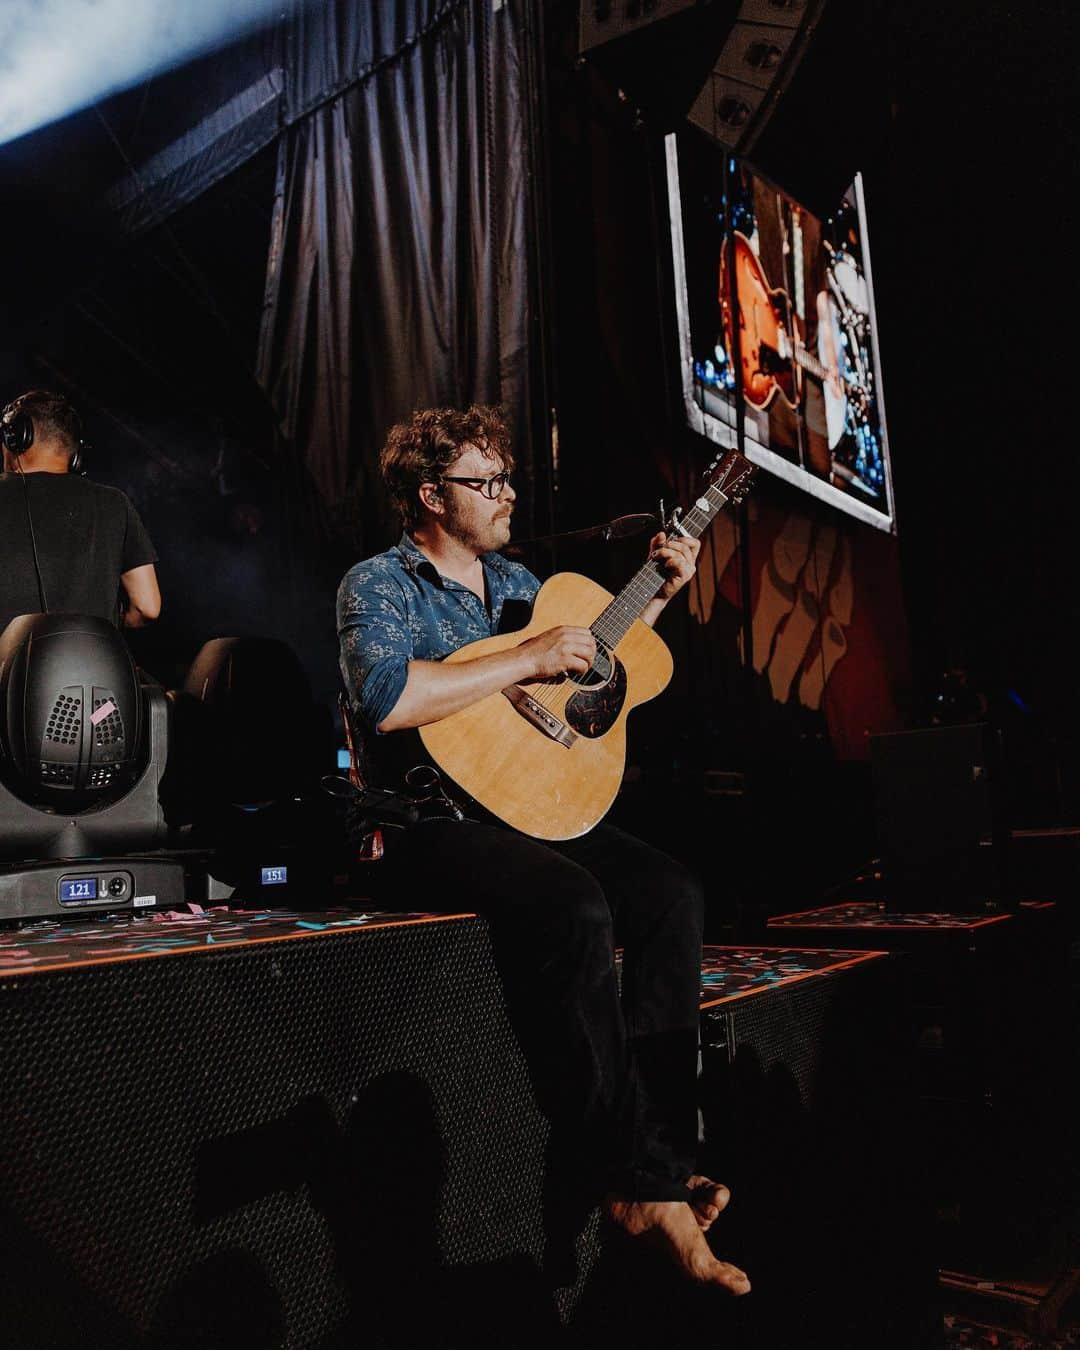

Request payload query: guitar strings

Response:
[517,477,749,716]
[523,584,633,712]
[522,511,713,714]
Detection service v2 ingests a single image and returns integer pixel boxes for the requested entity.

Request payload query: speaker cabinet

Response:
[870,723,1011,912]
[0,913,602,1349]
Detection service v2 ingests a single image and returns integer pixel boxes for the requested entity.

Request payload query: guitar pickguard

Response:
[564,656,627,739]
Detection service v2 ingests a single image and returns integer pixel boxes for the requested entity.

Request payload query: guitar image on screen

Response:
[418,450,756,840]
[719,231,870,449]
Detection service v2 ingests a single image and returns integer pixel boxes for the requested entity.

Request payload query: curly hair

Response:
[2,389,83,455]
[380,404,513,531]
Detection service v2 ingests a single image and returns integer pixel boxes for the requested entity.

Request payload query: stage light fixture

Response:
[0,613,146,811]
[0,613,184,920]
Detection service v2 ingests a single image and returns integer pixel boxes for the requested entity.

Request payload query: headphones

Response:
[2,398,86,474]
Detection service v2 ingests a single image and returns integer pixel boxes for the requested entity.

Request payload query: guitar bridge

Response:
[501,686,578,748]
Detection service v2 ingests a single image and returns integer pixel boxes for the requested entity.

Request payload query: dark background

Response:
[565,0,1079,693]
[1,0,1078,895]
[540,0,1080,850]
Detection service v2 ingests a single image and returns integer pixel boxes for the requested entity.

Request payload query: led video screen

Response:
[666,133,895,532]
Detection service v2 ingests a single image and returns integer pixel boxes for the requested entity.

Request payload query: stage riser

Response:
[1,918,952,1348]
[0,918,601,1349]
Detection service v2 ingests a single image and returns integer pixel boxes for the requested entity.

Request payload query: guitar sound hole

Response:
[565,653,627,739]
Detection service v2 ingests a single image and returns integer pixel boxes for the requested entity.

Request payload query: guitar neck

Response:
[590,480,731,648]
[794,342,829,382]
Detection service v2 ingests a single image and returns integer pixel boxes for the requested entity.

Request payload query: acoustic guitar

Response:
[720,230,869,444]
[418,450,756,840]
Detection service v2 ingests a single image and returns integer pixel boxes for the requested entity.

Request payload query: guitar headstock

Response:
[704,448,756,505]
[658,448,757,541]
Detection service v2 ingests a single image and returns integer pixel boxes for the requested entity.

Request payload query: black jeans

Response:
[391,817,706,1202]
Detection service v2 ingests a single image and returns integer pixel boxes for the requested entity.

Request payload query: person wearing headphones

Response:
[0,389,161,634]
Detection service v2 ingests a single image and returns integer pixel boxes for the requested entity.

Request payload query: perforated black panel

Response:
[43,688,82,749]
[706,979,838,1110]
[0,917,601,1349]
[91,690,125,752]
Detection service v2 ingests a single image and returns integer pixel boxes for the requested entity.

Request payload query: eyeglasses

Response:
[440,471,512,499]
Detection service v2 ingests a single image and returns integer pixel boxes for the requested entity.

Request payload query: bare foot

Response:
[603,1194,751,1294]
[685,1174,731,1231]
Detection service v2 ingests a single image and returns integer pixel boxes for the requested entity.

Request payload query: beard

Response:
[442,495,512,554]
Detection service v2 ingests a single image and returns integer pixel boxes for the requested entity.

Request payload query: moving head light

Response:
[0,614,179,918]
[0,613,143,809]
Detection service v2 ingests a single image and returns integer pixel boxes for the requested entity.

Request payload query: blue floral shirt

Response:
[337,533,541,743]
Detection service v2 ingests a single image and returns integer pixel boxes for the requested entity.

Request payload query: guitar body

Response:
[418,572,673,841]
[720,231,801,412]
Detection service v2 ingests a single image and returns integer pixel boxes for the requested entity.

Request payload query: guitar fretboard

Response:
[795,343,829,382]
[590,480,731,650]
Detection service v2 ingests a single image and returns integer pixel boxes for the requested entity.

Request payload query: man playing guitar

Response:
[337,405,750,1292]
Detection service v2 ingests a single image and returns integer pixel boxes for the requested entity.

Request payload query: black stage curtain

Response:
[102,3,468,240]
[255,0,533,550]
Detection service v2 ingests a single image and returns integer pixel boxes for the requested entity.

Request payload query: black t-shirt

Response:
[0,472,158,633]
